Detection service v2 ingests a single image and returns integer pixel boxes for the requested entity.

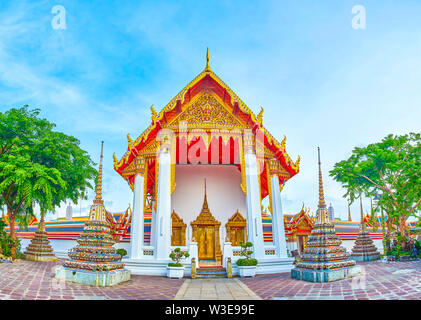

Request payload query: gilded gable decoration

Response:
[171,210,186,246]
[225,210,247,246]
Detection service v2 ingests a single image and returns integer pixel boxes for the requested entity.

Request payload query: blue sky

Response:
[0,1,420,221]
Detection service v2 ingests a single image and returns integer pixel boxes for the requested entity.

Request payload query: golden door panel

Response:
[171,227,183,246]
[197,226,215,260]
[229,227,245,246]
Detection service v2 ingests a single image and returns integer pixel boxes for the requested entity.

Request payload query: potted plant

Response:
[167,248,190,278]
[236,241,258,277]
[116,248,127,258]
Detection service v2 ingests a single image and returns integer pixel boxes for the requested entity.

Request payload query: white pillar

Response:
[245,152,265,259]
[129,173,144,259]
[154,149,172,260]
[188,241,198,263]
[223,241,233,268]
[270,174,288,258]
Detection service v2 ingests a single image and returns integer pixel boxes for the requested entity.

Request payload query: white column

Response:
[245,152,265,259]
[188,241,198,263]
[154,149,172,260]
[223,241,233,268]
[270,174,288,258]
[129,173,144,259]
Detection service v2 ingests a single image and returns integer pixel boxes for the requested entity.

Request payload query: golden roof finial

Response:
[95,141,104,201]
[281,135,286,149]
[113,152,118,166]
[205,48,211,72]
[127,134,133,148]
[257,107,264,125]
[151,104,157,121]
[295,155,300,167]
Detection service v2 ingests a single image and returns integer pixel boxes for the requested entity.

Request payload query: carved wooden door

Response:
[197,226,216,260]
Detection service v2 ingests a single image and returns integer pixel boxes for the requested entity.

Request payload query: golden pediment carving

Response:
[168,93,243,129]
[226,210,246,227]
[171,210,187,228]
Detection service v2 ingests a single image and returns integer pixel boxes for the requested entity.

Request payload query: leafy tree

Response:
[330,132,421,238]
[0,106,97,259]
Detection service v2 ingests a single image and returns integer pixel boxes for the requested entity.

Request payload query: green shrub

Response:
[236,258,258,266]
[397,235,407,243]
[235,241,258,266]
[116,248,127,257]
[168,262,183,267]
[168,247,189,267]
[0,220,19,258]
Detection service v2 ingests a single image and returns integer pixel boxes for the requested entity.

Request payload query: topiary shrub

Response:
[168,262,183,267]
[168,248,189,267]
[235,241,258,267]
[116,248,127,257]
[236,258,258,266]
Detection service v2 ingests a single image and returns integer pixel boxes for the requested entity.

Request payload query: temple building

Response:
[112,49,300,275]
[6,51,387,276]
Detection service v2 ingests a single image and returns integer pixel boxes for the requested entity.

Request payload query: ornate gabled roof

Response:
[114,50,300,183]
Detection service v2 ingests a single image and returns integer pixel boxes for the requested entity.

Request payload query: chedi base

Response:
[55,266,131,287]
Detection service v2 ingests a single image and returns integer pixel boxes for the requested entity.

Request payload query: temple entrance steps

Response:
[196,266,227,279]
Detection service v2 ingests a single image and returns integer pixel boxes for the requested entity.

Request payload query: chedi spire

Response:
[291,147,361,282]
[350,196,380,261]
[55,141,130,286]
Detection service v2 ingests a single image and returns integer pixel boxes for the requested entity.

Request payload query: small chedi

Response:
[55,142,130,287]
[350,197,380,261]
[291,148,361,282]
[23,218,57,262]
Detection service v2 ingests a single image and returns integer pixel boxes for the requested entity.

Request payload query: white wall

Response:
[171,164,247,246]
[20,238,131,259]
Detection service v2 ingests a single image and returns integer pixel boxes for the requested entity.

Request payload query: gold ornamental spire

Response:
[204,48,211,72]
[315,147,329,224]
[317,147,326,208]
[203,178,209,210]
[95,141,104,201]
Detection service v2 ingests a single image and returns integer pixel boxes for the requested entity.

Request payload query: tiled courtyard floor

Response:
[0,259,184,300]
[174,278,261,300]
[2,259,421,300]
[240,260,421,300]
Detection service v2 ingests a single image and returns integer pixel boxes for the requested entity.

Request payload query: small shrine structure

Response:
[291,148,361,282]
[55,142,131,286]
[22,217,57,262]
[284,205,314,255]
[350,196,380,261]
